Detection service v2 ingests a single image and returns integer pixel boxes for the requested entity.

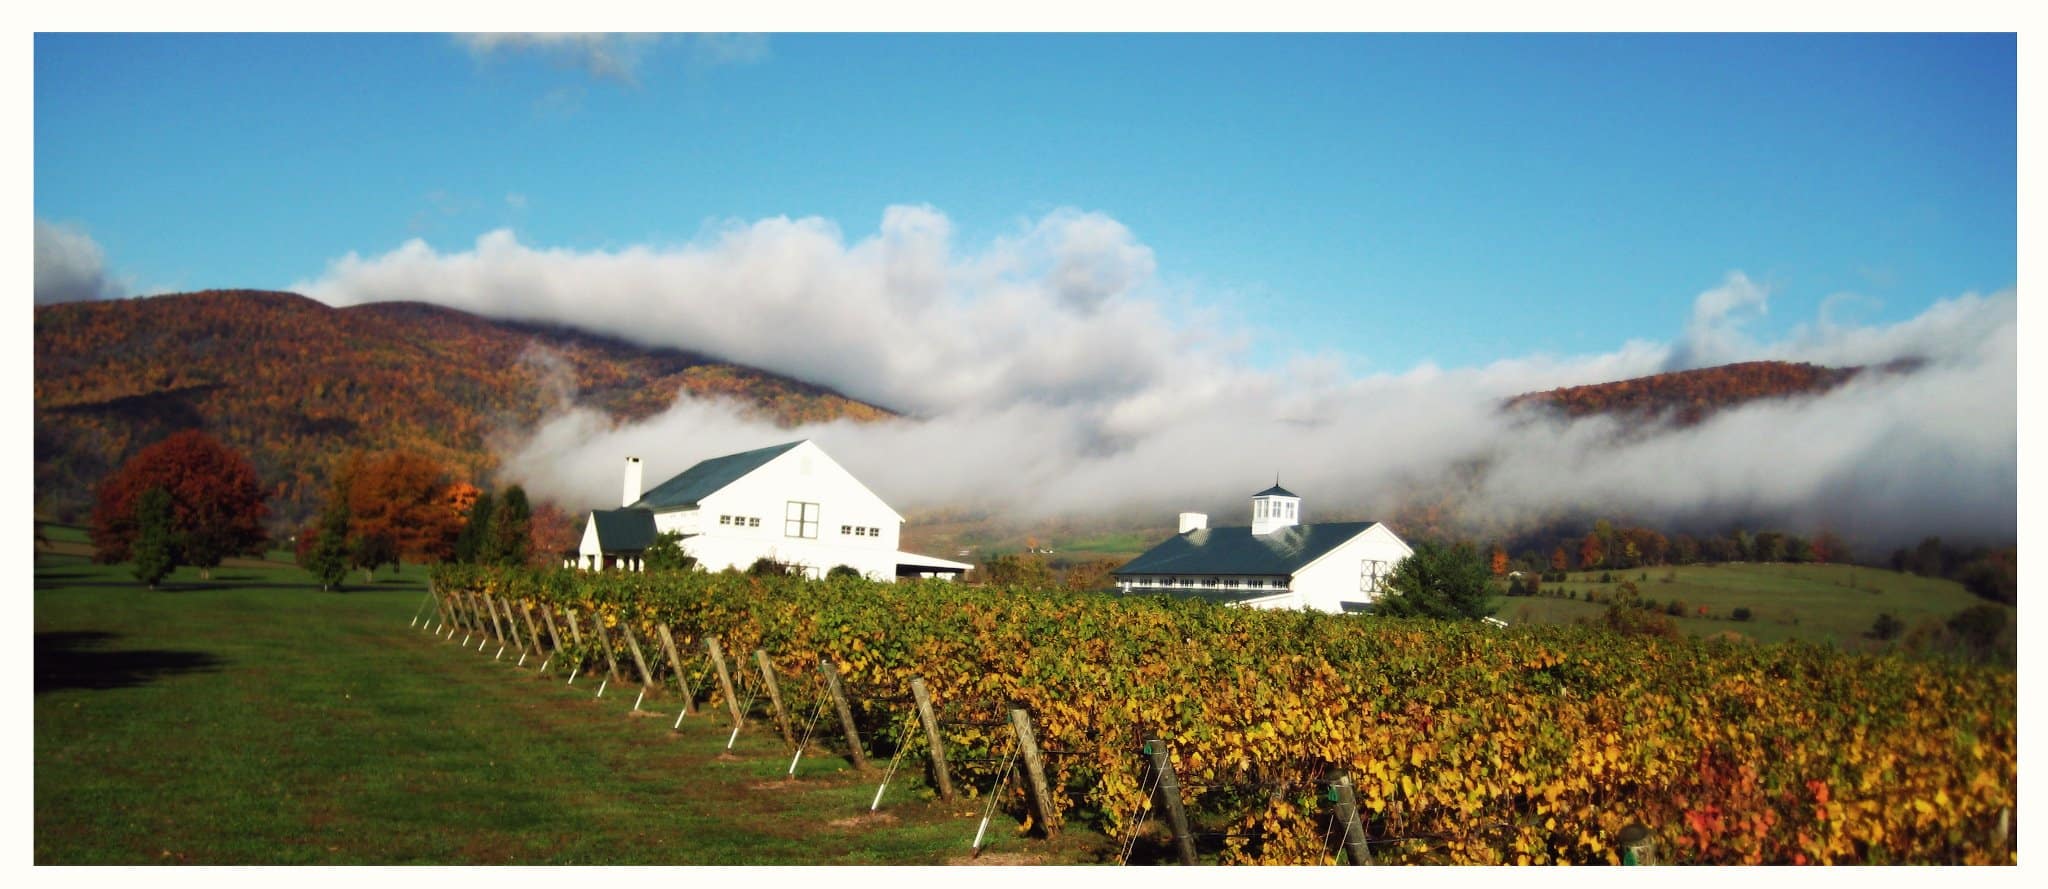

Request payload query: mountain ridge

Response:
[34,289,894,527]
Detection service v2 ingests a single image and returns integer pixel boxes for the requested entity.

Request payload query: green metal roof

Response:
[589,508,658,552]
[1113,522,1380,577]
[631,440,803,510]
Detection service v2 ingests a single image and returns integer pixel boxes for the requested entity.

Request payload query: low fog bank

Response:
[300,207,2016,553]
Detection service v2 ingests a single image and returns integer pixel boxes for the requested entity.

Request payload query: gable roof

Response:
[1113,522,1381,577]
[1254,484,1298,498]
[589,508,658,552]
[631,440,804,510]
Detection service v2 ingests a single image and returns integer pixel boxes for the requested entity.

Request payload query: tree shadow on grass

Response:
[35,631,224,694]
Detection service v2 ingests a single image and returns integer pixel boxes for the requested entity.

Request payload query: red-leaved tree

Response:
[1579,532,1606,571]
[527,500,579,569]
[90,429,270,579]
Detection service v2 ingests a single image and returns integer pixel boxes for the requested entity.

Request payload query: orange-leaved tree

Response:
[340,450,463,578]
[90,429,270,580]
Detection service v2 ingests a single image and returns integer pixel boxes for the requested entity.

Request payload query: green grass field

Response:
[33,550,1110,865]
[1490,562,2009,648]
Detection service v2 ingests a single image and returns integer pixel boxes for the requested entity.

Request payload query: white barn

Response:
[1112,485,1414,614]
[572,440,971,582]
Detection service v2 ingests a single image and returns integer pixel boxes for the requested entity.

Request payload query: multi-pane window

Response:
[1361,559,1388,592]
[785,501,819,539]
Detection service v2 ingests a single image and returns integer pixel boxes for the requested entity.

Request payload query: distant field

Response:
[37,521,302,569]
[1055,531,1156,558]
[1491,562,2006,647]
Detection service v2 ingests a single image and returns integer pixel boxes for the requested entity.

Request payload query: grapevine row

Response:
[430,564,2017,864]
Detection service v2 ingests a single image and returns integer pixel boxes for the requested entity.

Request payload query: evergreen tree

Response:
[452,490,495,564]
[483,485,532,567]
[1375,540,1495,620]
[643,531,697,573]
[303,498,352,592]
[129,487,180,589]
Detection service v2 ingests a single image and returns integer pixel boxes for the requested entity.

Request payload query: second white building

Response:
[1112,485,1413,614]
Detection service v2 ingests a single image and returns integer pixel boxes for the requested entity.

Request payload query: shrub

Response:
[1731,607,1752,622]
[1867,612,1905,641]
[746,556,800,577]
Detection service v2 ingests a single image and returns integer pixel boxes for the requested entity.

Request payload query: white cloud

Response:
[456,33,661,82]
[35,219,125,305]
[1664,270,1769,370]
[297,207,2018,552]
[298,206,1178,418]
[685,33,769,67]
[455,33,767,83]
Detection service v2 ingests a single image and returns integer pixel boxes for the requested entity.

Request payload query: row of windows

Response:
[1122,576,1285,589]
[1255,499,1298,520]
[721,502,887,541]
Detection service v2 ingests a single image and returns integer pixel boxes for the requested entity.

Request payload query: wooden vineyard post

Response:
[706,637,744,729]
[1325,773,1374,865]
[655,623,697,714]
[908,678,954,799]
[1009,708,1059,837]
[1143,739,1198,865]
[517,603,546,657]
[818,657,869,771]
[482,593,507,644]
[590,615,623,681]
[562,607,586,646]
[472,592,494,639]
[753,649,794,747]
[497,598,525,651]
[1618,823,1657,866]
[462,592,484,633]
[540,605,565,653]
[619,623,655,688]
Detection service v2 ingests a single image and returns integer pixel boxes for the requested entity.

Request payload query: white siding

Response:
[656,441,905,581]
[1286,523,1415,614]
[576,516,602,568]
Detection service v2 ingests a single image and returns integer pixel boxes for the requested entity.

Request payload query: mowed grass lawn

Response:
[34,551,1109,865]
[1491,562,2005,646]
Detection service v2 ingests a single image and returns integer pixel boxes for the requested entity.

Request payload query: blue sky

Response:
[34,32,2016,373]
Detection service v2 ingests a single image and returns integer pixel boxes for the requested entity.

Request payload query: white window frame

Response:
[1361,559,1388,593]
[785,501,820,539]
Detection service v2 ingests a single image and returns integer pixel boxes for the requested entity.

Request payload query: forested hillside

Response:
[1502,359,1917,426]
[34,290,892,527]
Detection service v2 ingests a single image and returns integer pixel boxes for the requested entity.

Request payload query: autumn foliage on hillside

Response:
[35,290,893,527]
[1503,360,1879,426]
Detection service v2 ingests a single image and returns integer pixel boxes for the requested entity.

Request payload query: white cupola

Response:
[1250,483,1301,536]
